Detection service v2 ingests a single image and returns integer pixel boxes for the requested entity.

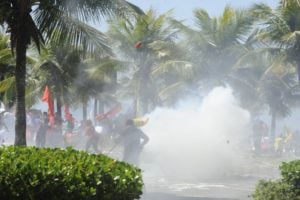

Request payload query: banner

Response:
[42,85,55,125]
[96,103,122,121]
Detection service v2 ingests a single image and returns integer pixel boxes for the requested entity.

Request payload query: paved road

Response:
[142,192,236,200]
[140,179,253,200]
[139,155,296,200]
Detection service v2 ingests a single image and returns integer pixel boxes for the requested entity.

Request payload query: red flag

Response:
[134,41,142,49]
[105,103,122,118]
[96,103,122,121]
[42,85,55,125]
[95,113,106,121]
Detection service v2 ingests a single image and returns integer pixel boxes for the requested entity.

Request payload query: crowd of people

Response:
[4,107,300,166]
[252,119,300,157]
[0,109,149,166]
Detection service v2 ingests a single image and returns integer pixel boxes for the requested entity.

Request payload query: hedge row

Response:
[0,146,143,200]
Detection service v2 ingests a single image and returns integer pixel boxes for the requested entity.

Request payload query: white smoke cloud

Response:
[140,86,251,180]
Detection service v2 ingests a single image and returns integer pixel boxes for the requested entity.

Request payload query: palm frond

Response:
[151,60,193,78]
[250,3,273,19]
[194,9,213,34]
[158,82,183,101]
[0,49,13,63]
[125,1,145,15]
[25,77,41,108]
[38,0,142,23]
[34,8,113,57]
[0,76,15,92]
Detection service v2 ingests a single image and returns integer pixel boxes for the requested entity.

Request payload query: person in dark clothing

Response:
[36,112,49,147]
[85,120,100,153]
[121,119,149,165]
[47,112,64,148]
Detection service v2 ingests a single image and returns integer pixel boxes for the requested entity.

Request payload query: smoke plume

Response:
[141,86,251,180]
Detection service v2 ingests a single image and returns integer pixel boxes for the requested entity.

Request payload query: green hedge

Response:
[0,146,143,200]
[253,160,300,200]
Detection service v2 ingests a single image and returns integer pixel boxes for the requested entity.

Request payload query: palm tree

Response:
[108,10,191,116]
[261,73,298,142]
[0,0,142,146]
[172,6,256,90]
[32,45,81,120]
[0,32,15,109]
[85,57,126,118]
[72,57,122,120]
[251,0,300,81]
[0,32,36,109]
[231,50,300,142]
[149,40,194,106]
[244,0,300,142]
[72,63,101,121]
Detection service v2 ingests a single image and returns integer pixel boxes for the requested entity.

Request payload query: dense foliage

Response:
[253,160,300,200]
[0,146,143,200]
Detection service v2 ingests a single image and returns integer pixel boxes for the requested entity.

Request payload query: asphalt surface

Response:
[142,192,237,200]
[139,155,296,200]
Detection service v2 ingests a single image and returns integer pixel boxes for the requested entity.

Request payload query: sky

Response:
[127,0,278,25]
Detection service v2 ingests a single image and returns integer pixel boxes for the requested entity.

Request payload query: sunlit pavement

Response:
[140,155,297,200]
[142,192,237,200]
[141,179,254,200]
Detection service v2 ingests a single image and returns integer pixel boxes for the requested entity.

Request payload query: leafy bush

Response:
[280,160,300,194]
[0,146,143,200]
[253,180,296,200]
[253,160,300,200]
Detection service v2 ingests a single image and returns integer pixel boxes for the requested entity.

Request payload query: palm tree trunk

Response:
[297,59,300,83]
[94,98,98,116]
[83,101,87,121]
[94,98,98,123]
[270,110,277,144]
[134,98,140,118]
[14,33,27,146]
[142,96,148,115]
[55,94,63,139]
[56,96,62,120]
